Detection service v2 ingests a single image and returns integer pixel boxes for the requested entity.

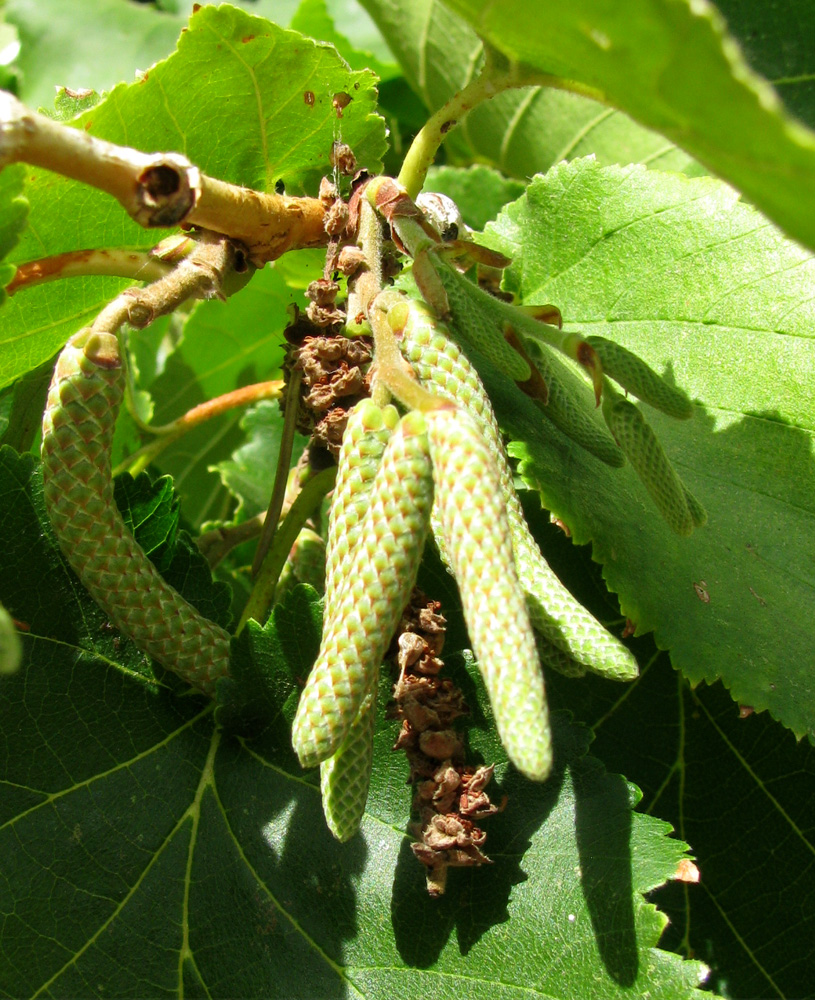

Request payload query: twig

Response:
[251,368,303,577]
[113,380,283,478]
[7,248,172,295]
[238,464,337,633]
[0,92,329,266]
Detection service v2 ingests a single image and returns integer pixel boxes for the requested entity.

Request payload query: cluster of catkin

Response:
[291,286,648,844]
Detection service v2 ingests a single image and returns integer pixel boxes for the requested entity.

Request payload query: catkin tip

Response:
[80,331,121,369]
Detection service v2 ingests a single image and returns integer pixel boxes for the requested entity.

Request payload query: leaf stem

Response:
[6,248,172,295]
[251,368,302,577]
[237,464,337,633]
[396,47,605,198]
[112,380,283,477]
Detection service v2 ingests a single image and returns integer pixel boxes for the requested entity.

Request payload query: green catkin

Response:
[683,484,708,529]
[323,399,400,627]
[585,336,694,419]
[276,526,326,599]
[602,389,694,536]
[521,335,625,467]
[380,210,530,384]
[320,684,378,841]
[291,411,434,769]
[40,330,231,696]
[429,256,533,382]
[535,633,587,678]
[394,296,638,681]
[426,406,552,781]
[0,602,22,675]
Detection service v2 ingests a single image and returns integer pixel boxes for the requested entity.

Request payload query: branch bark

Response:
[0,92,329,265]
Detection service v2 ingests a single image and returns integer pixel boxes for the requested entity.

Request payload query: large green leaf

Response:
[478,159,815,739]
[0,449,711,998]
[5,1,392,109]
[712,0,815,128]
[359,0,697,176]
[523,504,815,1000]
[0,3,386,390]
[441,0,815,256]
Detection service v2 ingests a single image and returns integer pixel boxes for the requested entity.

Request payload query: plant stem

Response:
[251,368,302,577]
[112,380,282,477]
[397,56,519,198]
[7,248,172,295]
[238,464,337,633]
[368,295,451,413]
[0,92,328,265]
[396,49,604,199]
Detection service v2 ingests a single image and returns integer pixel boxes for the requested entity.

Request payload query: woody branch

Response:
[0,91,329,266]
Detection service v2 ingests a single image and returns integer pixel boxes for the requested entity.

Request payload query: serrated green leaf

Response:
[0,3,386,390]
[359,0,697,176]
[0,462,709,997]
[291,0,399,80]
[476,159,815,739]
[441,0,815,256]
[545,635,815,1000]
[0,520,711,996]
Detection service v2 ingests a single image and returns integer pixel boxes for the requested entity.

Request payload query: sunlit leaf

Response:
[478,159,815,739]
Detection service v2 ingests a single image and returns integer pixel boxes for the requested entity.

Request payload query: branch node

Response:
[135,156,201,227]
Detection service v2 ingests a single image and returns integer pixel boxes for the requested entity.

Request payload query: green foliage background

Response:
[0,2,813,999]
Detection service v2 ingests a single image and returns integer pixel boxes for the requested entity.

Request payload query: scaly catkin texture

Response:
[292,411,434,769]
[521,335,624,467]
[323,399,399,627]
[40,331,231,696]
[425,407,552,781]
[396,298,638,681]
[429,256,532,382]
[586,336,693,420]
[320,684,378,841]
[602,393,694,536]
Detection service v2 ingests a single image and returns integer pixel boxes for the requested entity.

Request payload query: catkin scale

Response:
[394,296,638,681]
[426,407,552,781]
[41,330,231,696]
[292,411,434,769]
